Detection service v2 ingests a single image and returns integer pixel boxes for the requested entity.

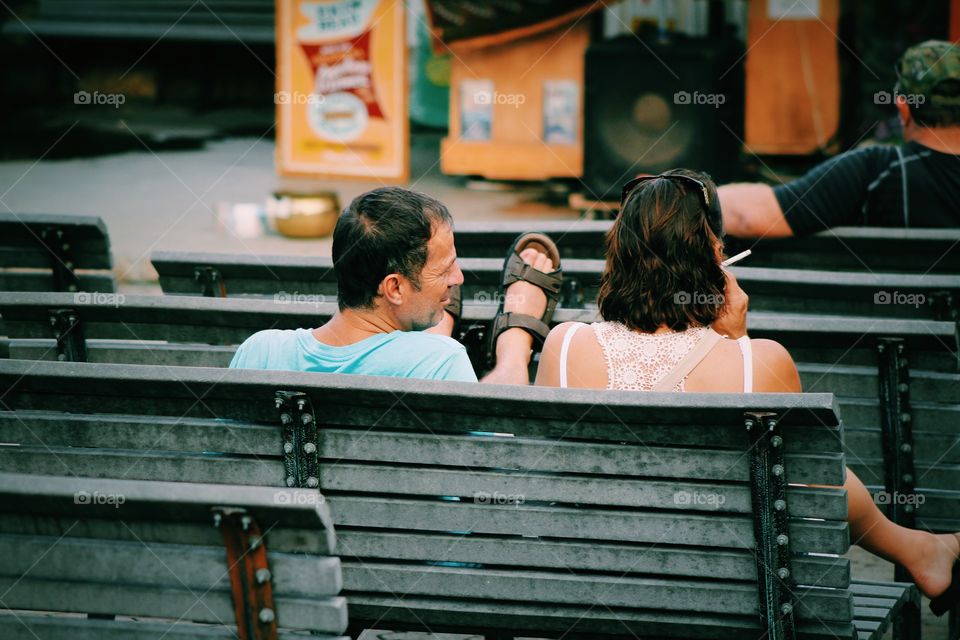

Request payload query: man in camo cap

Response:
[720,40,960,237]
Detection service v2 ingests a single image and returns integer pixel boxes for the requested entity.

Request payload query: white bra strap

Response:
[559,323,586,389]
[737,336,753,393]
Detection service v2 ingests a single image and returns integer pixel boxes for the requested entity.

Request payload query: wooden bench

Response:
[0,361,920,639]
[0,471,348,639]
[0,213,115,293]
[151,250,960,322]
[445,222,960,274]
[1,0,275,43]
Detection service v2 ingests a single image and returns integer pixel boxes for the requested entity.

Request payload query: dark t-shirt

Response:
[773,141,960,235]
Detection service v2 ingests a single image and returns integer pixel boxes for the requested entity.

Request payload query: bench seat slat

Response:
[343,593,857,639]
[0,514,333,555]
[341,561,854,622]
[330,495,850,554]
[0,534,342,597]
[0,578,348,633]
[0,448,847,520]
[0,411,846,485]
[335,529,851,588]
[0,614,348,640]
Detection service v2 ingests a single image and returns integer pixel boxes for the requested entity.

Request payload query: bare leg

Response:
[480,247,553,385]
[845,468,959,598]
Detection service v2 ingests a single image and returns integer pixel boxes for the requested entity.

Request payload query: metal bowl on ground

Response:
[269,191,340,238]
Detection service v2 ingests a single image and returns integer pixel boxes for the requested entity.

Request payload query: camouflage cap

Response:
[896,40,960,107]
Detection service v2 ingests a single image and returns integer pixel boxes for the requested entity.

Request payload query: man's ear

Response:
[896,97,912,126]
[379,273,404,306]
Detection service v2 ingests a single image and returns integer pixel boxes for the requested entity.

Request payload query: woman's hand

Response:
[713,268,749,338]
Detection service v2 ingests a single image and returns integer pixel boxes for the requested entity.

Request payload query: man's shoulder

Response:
[231,329,301,369]
[386,331,466,353]
[240,328,300,349]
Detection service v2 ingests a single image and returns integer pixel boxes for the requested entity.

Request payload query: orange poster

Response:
[276,0,408,180]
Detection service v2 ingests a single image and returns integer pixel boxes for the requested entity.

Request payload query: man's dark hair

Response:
[598,169,726,332]
[333,187,453,311]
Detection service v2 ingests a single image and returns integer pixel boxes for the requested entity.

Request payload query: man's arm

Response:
[718,183,793,239]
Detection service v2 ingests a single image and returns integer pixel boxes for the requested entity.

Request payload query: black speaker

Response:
[583,34,745,200]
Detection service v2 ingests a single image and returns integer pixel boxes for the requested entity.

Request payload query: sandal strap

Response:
[503,253,563,297]
[489,311,551,350]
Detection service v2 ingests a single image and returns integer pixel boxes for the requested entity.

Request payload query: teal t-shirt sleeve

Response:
[433,347,479,382]
[230,330,279,369]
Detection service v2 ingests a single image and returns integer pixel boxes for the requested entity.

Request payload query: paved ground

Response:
[0,132,950,638]
[0,131,578,286]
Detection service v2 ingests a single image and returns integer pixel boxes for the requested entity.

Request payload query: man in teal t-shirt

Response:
[230,187,554,384]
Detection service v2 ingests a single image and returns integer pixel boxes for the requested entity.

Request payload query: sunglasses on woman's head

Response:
[618,173,713,215]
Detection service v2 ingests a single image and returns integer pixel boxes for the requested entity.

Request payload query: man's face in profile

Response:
[399,223,463,331]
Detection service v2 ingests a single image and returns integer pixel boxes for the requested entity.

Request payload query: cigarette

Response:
[721,249,752,267]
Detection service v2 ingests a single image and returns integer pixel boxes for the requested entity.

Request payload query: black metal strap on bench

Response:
[196,266,227,297]
[276,391,320,489]
[877,338,917,541]
[216,507,279,640]
[49,308,86,362]
[745,411,797,640]
[38,227,82,292]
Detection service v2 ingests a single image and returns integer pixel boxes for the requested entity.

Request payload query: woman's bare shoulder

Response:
[749,338,802,392]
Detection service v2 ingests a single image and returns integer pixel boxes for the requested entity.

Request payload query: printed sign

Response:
[277,0,408,180]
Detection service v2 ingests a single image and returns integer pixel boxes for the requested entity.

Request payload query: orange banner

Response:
[276,0,408,180]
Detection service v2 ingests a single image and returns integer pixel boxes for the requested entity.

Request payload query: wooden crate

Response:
[440,21,589,180]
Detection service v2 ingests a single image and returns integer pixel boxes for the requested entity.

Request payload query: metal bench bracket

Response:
[195,266,226,297]
[39,227,82,293]
[877,338,917,577]
[214,507,278,640]
[49,309,87,362]
[746,411,797,640]
[275,392,319,489]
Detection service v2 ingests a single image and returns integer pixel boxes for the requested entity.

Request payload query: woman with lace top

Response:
[534,169,959,612]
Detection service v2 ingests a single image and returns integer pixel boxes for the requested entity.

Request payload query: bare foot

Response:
[911,532,960,599]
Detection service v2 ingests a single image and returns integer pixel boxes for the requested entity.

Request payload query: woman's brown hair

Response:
[598,168,726,332]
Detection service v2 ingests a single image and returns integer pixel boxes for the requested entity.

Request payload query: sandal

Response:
[930,534,960,616]
[444,284,462,340]
[483,232,563,370]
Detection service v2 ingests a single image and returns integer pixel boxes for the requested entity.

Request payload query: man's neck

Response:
[905,125,960,154]
[312,308,399,347]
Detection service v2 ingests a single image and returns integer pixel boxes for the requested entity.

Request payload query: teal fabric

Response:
[229,328,478,382]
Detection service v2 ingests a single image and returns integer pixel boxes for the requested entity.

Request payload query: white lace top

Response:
[591,322,710,391]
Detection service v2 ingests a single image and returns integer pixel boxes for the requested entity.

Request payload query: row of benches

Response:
[1,213,956,637]
[1,292,957,532]
[153,250,960,323]
[3,213,960,294]
[0,363,919,640]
